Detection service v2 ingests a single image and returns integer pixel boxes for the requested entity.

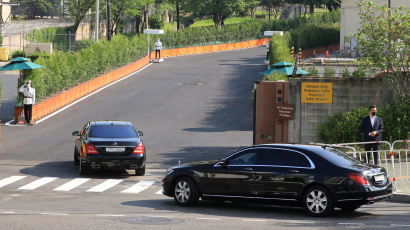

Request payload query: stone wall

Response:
[288,77,394,143]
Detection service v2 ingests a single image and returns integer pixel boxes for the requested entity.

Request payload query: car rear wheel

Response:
[73,148,79,165]
[173,177,199,206]
[135,166,145,176]
[303,186,334,217]
[78,159,89,175]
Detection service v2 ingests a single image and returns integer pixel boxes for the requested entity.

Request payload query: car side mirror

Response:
[137,131,143,137]
[72,131,80,136]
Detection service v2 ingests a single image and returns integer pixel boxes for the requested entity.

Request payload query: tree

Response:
[260,0,285,20]
[14,0,60,19]
[354,0,410,98]
[110,0,148,35]
[185,0,245,27]
[66,0,96,33]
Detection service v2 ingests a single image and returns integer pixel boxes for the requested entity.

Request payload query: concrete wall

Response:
[340,0,410,55]
[288,77,394,143]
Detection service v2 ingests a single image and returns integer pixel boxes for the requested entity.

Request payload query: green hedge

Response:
[269,33,293,65]
[317,98,410,143]
[289,24,339,50]
[23,34,147,101]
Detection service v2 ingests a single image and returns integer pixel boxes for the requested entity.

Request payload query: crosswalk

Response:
[0,175,163,195]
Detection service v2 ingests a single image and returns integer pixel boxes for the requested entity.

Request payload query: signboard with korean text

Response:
[275,104,294,120]
[301,82,333,104]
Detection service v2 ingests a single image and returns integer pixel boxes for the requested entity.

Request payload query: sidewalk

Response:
[0,62,18,123]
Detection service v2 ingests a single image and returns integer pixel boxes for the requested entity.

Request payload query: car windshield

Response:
[318,147,363,167]
[89,125,138,138]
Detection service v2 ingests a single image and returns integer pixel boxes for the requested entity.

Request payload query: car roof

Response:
[89,121,133,126]
[250,144,324,152]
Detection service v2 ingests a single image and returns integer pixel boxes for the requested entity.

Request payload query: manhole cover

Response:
[121,216,184,225]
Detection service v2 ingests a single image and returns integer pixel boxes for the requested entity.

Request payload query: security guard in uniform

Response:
[154,38,163,60]
[18,80,36,125]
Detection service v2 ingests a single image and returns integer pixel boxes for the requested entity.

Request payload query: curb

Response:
[390,193,410,204]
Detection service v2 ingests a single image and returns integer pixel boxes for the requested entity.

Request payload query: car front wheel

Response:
[303,186,334,217]
[173,177,199,206]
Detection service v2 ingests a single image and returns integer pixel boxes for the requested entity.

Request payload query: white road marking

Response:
[53,178,90,191]
[288,221,316,224]
[34,63,153,124]
[40,212,69,216]
[242,219,267,222]
[155,189,163,195]
[196,217,221,220]
[391,224,410,227]
[97,214,125,217]
[18,177,58,190]
[86,179,123,192]
[1,212,16,214]
[121,180,155,194]
[337,223,365,225]
[0,176,26,188]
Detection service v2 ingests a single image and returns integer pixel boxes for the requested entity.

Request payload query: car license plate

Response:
[106,147,125,152]
[374,175,384,182]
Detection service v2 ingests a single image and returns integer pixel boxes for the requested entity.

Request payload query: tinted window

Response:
[264,149,311,167]
[88,125,138,138]
[317,148,362,167]
[228,149,266,166]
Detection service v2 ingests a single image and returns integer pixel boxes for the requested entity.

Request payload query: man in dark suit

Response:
[360,105,384,165]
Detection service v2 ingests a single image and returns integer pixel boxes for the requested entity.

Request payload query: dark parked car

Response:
[72,121,146,175]
[162,144,392,217]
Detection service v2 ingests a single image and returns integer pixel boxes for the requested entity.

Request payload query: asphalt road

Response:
[0,47,409,230]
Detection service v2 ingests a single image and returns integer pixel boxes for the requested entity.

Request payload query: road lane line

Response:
[18,177,58,190]
[53,178,90,191]
[34,63,153,124]
[86,179,123,192]
[97,214,125,217]
[121,180,155,194]
[391,224,410,227]
[155,189,163,194]
[337,223,365,225]
[1,212,16,214]
[196,217,221,220]
[242,219,267,222]
[0,176,26,188]
[40,212,69,216]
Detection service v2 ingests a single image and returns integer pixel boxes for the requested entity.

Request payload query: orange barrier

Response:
[17,38,270,123]
[302,44,340,58]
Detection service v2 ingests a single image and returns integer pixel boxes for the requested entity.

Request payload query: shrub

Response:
[263,73,288,82]
[352,67,366,78]
[308,65,319,77]
[317,97,410,143]
[289,24,340,50]
[11,50,25,58]
[269,33,293,65]
[341,67,350,78]
[324,66,336,77]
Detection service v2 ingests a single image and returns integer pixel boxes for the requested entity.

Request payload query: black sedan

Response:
[72,121,146,175]
[162,144,392,217]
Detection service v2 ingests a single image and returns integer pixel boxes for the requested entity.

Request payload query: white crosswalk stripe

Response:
[86,179,123,193]
[18,177,58,190]
[53,178,91,191]
[0,176,27,188]
[155,189,163,195]
[121,180,155,194]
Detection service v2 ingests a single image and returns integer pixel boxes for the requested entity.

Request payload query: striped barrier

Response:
[14,38,271,123]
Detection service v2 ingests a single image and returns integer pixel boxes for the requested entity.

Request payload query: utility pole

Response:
[95,0,99,42]
[106,0,111,41]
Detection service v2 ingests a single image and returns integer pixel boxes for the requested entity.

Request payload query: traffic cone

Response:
[325,50,329,58]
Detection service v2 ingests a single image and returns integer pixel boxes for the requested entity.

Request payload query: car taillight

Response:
[348,173,369,185]
[133,142,144,155]
[86,143,98,154]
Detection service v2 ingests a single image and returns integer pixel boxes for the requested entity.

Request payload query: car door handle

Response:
[289,169,299,173]
[244,167,253,171]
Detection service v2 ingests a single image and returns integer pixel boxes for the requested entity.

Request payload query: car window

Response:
[228,149,266,166]
[88,125,138,138]
[264,149,311,168]
[318,147,362,167]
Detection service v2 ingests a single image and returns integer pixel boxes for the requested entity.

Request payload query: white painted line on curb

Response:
[337,223,365,225]
[196,217,221,220]
[242,219,267,222]
[86,179,123,192]
[97,214,125,217]
[18,177,58,190]
[121,180,155,194]
[288,221,316,224]
[0,176,26,188]
[34,63,153,124]
[40,212,69,216]
[1,211,16,214]
[53,178,90,191]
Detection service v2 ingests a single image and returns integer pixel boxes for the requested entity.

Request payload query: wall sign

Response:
[301,82,333,104]
[275,104,294,120]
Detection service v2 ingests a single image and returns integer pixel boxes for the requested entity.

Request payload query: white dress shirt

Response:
[19,85,36,105]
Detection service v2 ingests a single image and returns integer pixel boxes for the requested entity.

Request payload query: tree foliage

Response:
[354,0,410,98]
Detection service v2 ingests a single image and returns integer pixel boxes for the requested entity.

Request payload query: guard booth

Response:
[253,81,294,144]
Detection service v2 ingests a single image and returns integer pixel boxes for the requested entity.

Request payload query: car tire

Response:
[340,205,361,212]
[135,166,145,176]
[173,177,199,206]
[303,186,334,217]
[78,159,88,175]
[73,148,79,165]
